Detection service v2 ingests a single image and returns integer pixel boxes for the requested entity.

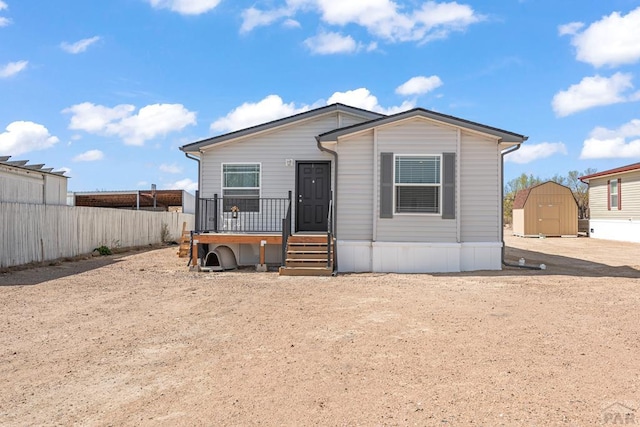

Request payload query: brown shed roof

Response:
[74,190,185,209]
[512,187,532,210]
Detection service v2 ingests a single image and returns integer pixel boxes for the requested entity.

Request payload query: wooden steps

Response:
[278,234,335,276]
[177,222,191,258]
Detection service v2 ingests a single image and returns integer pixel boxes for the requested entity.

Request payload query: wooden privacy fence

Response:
[0,202,195,268]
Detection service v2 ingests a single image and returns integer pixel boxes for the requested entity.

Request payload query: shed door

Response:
[296,162,330,232]
[538,204,560,236]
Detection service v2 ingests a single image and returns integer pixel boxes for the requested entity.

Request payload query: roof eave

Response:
[179,103,383,152]
[318,108,527,143]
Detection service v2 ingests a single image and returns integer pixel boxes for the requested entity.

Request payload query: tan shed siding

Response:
[524,183,578,235]
[336,131,374,240]
[460,132,500,242]
[200,114,341,199]
[589,171,640,219]
[375,118,457,243]
[512,209,525,235]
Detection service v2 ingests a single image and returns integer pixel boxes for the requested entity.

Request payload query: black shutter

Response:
[442,152,455,219]
[380,152,393,218]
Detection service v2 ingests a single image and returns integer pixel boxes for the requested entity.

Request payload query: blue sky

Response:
[1,0,640,193]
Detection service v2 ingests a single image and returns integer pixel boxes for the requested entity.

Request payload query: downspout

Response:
[316,136,339,275]
[500,142,542,270]
[184,152,201,266]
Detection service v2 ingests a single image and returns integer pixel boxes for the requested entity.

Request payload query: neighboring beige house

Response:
[580,163,640,243]
[180,103,527,274]
[0,156,68,205]
[512,181,578,237]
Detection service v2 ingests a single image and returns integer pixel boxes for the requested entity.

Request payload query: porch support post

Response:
[256,240,268,272]
[190,238,200,271]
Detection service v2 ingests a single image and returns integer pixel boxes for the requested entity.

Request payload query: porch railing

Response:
[195,192,292,234]
[326,192,333,269]
[281,196,292,265]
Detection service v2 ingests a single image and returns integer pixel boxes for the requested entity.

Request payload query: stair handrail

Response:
[281,191,292,267]
[326,192,333,269]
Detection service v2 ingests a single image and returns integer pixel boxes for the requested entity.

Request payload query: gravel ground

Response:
[1,234,639,426]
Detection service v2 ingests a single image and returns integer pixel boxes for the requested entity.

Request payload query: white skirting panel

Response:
[460,242,502,271]
[336,241,372,273]
[337,240,503,273]
[588,219,640,243]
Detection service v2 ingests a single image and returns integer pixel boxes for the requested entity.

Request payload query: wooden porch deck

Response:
[190,232,334,276]
[190,232,283,269]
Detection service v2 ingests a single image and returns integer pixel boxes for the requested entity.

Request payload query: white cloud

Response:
[210,95,310,132]
[0,1,9,27]
[0,60,28,78]
[159,163,182,174]
[73,149,104,162]
[210,88,416,133]
[304,31,358,54]
[562,7,640,67]
[580,119,640,159]
[504,142,568,164]
[241,0,483,44]
[60,36,101,54]
[551,72,636,117]
[241,6,292,33]
[283,18,301,29]
[0,121,59,156]
[146,0,221,15]
[164,178,198,192]
[327,87,414,114]
[63,102,197,145]
[395,75,443,96]
[557,22,583,36]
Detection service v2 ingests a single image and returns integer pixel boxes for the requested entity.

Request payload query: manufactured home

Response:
[580,163,640,243]
[180,104,527,275]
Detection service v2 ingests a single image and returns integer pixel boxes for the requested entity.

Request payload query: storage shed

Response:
[512,181,578,237]
[0,155,68,205]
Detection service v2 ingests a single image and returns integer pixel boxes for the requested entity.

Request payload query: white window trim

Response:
[393,154,442,216]
[221,162,262,212]
[610,179,618,209]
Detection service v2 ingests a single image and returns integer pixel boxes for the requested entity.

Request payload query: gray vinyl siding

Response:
[589,171,640,219]
[375,119,457,243]
[338,112,371,128]
[200,114,341,199]
[335,131,374,240]
[460,132,500,241]
[199,112,374,231]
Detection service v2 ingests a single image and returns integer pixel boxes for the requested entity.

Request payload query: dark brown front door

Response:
[296,161,330,232]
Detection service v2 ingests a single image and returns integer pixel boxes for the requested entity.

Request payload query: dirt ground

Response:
[1,234,639,426]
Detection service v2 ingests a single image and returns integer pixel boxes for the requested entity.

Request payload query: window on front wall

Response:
[222,163,260,212]
[394,155,441,214]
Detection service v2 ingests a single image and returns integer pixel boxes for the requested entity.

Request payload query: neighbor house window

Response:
[609,179,620,210]
[222,163,260,212]
[394,155,441,214]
